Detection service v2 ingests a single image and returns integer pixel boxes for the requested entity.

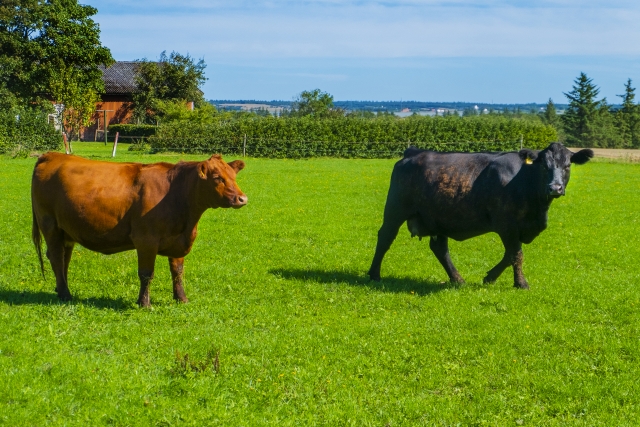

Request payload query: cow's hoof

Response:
[451,275,465,284]
[57,293,72,302]
[367,269,381,282]
[514,283,530,290]
[482,276,496,284]
[369,274,381,282]
[137,299,152,308]
[174,296,189,303]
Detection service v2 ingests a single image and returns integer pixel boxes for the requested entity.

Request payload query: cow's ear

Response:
[228,160,245,173]
[571,148,594,165]
[519,149,538,165]
[197,162,208,180]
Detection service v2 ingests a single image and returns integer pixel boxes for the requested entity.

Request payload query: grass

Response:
[1,143,639,426]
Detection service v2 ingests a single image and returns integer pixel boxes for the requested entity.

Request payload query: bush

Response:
[0,107,62,155]
[149,115,557,158]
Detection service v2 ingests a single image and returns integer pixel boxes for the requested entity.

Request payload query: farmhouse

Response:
[79,61,199,141]
[82,61,138,141]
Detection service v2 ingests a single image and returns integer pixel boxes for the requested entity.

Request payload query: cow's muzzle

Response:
[548,183,564,197]
[231,194,248,208]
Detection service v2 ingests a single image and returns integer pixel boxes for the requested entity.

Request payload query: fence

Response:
[142,136,528,159]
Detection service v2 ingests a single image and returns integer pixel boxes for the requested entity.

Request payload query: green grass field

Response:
[1,143,639,426]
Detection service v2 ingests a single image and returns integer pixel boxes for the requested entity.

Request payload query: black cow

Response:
[368,142,593,289]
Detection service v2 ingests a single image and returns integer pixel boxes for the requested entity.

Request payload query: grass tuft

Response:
[171,348,220,378]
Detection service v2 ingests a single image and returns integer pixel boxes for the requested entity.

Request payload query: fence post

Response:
[112,132,119,157]
[520,134,523,150]
[63,133,70,154]
[243,134,246,157]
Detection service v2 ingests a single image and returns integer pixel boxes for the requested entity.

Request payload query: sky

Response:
[84,0,640,104]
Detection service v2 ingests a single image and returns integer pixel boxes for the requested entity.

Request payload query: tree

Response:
[539,98,564,141]
[152,99,218,124]
[132,51,207,123]
[562,72,604,146]
[0,0,114,134]
[542,98,557,124]
[615,79,640,148]
[291,89,342,118]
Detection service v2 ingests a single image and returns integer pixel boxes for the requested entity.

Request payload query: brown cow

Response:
[31,152,247,307]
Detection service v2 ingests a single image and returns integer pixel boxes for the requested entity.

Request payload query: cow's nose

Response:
[235,195,248,206]
[549,183,563,195]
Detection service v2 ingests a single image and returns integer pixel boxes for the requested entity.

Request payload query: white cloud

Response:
[91,1,640,60]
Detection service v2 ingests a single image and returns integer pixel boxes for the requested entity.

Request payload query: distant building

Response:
[215,103,287,116]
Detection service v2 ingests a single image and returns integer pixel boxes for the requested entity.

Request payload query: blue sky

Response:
[84,0,640,103]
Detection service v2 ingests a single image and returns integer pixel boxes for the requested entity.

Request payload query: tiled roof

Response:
[99,61,139,94]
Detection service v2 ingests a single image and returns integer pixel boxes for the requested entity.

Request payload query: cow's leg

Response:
[368,214,405,281]
[41,218,72,301]
[169,257,188,303]
[136,249,157,307]
[511,248,529,289]
[62,241,75,288]
[429,235,465,284]
[483,236,528,289]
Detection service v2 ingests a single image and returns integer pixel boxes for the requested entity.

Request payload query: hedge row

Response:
[107,124,157,141]
[150,115,557,158]
[0,108,62,155]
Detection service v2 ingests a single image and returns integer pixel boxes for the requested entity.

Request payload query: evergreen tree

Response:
[542,98,558,125]
[587,99,624,148]
[540,98,563,141]
[615,79,640,148]
[563,72,609,147]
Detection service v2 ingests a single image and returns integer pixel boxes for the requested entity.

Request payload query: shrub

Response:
[0,107,62,155]
[149,115,557,158]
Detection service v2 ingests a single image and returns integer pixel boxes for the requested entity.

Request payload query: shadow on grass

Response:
[270,268,462,296]
[0,289,132,311]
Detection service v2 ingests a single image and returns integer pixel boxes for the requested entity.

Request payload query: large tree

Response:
[291,89,343,118]
[562,72,622,147]
[562,73,600,146]
[0,0,113,133]
[132,51,207,124]
[615,79,640,148]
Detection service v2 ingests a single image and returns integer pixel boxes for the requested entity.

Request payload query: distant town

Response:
[210,100,574,117]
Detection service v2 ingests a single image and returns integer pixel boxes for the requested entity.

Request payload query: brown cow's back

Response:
[33,153,152,253]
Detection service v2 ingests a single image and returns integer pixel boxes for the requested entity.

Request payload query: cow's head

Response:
[197,155,247,208]
[520,143,593,198]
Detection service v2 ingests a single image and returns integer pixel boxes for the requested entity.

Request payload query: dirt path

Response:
[573,148,640,161]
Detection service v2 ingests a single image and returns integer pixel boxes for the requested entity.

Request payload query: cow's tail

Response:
[32,205,45,279]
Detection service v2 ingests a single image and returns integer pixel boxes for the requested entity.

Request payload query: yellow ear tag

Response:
[199,171,206,178]
[525,158,533,165]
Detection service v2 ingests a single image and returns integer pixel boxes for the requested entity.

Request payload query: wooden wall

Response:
[83,95,133,141]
